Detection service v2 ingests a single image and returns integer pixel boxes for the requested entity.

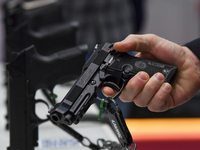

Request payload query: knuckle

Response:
[119,92,133,102]
[119,95,129,102]
[145,84,156,92]
[127,34,134,38]
[148,98,166,112]
[147,33,157,39]
[134,97,147,107]
[148,105,160,112]
[148,103,163,112]
[157,95,165,104]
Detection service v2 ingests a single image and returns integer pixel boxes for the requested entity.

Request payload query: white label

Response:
[38,138,82,148]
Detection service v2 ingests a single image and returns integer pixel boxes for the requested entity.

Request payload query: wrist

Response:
[183,46,200,90]
[184,38,200,60]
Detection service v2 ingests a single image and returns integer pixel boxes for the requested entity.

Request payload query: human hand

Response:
[102,34,200,112]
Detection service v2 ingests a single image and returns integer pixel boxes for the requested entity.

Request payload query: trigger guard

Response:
[35,99,50,123]
[35,99,50,109]
[102,81,120,92]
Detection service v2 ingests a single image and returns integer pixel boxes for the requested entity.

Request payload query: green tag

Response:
[98,99,105,120]
[50,93,58,99]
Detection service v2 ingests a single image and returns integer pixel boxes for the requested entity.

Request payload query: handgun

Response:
[3,0,79,61]
[49,42,177,147]
[7,44,88,150]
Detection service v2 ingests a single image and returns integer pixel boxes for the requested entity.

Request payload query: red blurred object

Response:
[126,118,200,150]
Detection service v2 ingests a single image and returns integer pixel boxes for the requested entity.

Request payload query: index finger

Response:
[113,34,185,67]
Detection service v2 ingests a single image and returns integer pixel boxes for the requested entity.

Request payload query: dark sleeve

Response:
[184,38,200,59]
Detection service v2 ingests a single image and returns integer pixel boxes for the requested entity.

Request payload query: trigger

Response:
[103,81,120,92]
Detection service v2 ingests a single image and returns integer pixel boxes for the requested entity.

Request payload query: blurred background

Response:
[1,0,200,150]
[1,0,200,62]
[141,0,200,45]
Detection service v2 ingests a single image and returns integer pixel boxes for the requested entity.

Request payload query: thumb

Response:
[113,34,185,67]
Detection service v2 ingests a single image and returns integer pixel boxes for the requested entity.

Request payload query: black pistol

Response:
[7,44,88,150]
[49,43,177,147]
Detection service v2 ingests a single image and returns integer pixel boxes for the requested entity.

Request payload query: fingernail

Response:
[155,73,164,81]
[162,83,171,91]
[139,72,148,81]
